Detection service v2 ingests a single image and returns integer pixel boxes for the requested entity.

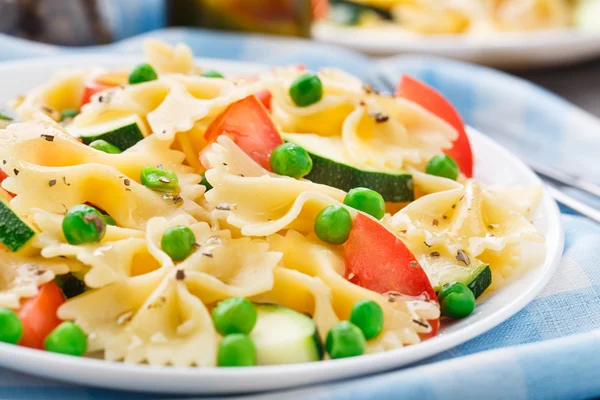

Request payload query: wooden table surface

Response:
[515,58,600,117]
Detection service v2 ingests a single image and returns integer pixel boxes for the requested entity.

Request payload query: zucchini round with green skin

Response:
[68,115,148,151]
[430,260,492,300]
[0,201,36,252]
[250,304,323,365]
[282,133,414,203]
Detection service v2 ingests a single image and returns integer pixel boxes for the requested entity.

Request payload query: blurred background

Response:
[0,0,598,115]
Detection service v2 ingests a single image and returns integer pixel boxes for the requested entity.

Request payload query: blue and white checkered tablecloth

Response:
[0,28,599,400]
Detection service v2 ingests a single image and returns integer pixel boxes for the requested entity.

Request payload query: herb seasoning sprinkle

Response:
[175,270,186,280]
[412,319,429,328]
[430,251,440,257]
[456,249,470,266]
[13,168,19,176]
[123,179,131,186]
[48,179,57,187]
[432,219,439,226]
[41,134,55,142]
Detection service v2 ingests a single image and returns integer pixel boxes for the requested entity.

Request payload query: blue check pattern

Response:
[0,28,599,400]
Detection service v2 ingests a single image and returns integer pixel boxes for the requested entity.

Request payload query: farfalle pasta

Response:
[0,40,545,367]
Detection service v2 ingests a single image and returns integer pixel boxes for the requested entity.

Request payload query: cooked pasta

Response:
[0,40,545,366]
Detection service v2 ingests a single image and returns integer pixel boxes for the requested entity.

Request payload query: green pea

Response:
[270,143,313,179]
[62,204,106,245]
[99,214,117,226]
[349,300,383,340]
[289,73,323,107]
[438,282,476,319]
[60,108,79,122]
[89,139,121,154]
[161,225,196,261]
[128,63,158,85]
[217,334,257,367]
[426,154,459,181]
[212,297,257,336]
[314,205,353,245]
[44,321,87,356]
[0,308,22,344]
[200,173,212,191]
[140,167,179,192]
[343,188,385,220]
[201,70,224,78]
[325,321,365,359]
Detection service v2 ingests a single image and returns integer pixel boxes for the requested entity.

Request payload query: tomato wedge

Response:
[255,89,272,111]
[395,75,473,178]
[81,81,117,106]
[0,169,14,199]
[203,95,283,170]
[344,214,439,337]
[18,281,65,349]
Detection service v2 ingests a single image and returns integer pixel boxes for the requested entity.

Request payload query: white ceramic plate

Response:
[0,55,564,395]
[313,23,600,69]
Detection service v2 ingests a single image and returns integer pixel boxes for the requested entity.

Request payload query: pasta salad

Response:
[0,40,545,367]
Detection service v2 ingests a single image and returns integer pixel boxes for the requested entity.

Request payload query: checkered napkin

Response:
[0,28,599,400]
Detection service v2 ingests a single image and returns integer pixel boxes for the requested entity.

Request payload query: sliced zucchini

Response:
[432,262,492,299]
[68,114,148,151]
[0,201,36,252]
[250,304,323,365]
[282,133,414,202]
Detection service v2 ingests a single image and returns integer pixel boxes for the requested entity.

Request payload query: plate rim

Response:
[312,22,600,67]
[0,55,565,394]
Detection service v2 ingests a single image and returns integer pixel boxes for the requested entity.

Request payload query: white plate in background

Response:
[0,55,564,395]
[313,23,600,69]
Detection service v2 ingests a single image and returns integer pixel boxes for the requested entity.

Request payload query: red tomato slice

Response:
[19,281,65,349]
[255,89,272,111]
[344,214,439,338]
[81,81,116,106]
[395,75,474,178]
[203,95,283,170]
[0,169,15,199]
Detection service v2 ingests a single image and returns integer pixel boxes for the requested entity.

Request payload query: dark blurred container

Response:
[0,0,166,46]
[168,0,316,37]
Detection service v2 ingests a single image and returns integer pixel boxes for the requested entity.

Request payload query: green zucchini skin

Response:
[467,264,492,299]
[304,152,414,203]
[0,202,35,252]
[79,123,145,151]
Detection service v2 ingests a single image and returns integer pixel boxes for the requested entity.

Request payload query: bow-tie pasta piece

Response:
[266,231,439,349]
[203,136,346,237]
[32,210,156,288]
[0,252,80,309]
[388,179,545,291]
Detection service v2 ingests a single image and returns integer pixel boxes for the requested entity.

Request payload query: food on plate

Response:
[326,0,587,35]
[0,40,545,367]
